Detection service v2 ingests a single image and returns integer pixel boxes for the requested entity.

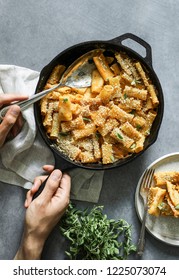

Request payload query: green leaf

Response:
[116,133,123,140]
[59,132,68,136]
[83,117,91,122]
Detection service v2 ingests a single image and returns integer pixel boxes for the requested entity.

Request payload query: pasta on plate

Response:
[148,171,179,217]
[40,50,159,165]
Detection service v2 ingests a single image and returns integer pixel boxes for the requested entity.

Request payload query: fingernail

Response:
[10,105,20,116]
[51,170,62,181]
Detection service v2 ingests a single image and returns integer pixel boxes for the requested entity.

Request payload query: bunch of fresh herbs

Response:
[59,204,136,260]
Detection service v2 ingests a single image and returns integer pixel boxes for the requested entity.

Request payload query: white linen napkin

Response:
[0,65,104,203]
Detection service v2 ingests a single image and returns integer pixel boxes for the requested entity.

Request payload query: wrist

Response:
[14,232,45,260]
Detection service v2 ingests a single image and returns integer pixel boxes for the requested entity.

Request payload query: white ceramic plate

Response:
[135,152,179,246]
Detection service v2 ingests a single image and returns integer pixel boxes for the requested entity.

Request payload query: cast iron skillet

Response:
[33,33,164,197]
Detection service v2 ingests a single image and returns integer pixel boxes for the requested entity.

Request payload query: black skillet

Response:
[33,33,164,198]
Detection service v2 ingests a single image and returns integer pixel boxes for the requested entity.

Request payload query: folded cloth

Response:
[0,65,104,203]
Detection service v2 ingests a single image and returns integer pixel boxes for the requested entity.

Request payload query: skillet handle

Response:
[32,155,75,200]
[109,33,152,66]
[32,177,48,200]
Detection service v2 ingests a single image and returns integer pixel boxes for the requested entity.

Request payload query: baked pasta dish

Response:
[148,171,179,217]
[40,50,159,164]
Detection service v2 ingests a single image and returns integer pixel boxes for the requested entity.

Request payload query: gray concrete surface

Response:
[0,0,179,260]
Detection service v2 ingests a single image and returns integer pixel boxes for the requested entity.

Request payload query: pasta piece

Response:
[72,123,96,140]
[121,73,133,84]
[43,102,54,127]
[120,122,142,140]
[61,115,85,132]
[76,138,94,153]
[167,197,179,218]
[144,96,153,111]
[91,69,104,94]
[101,143,113,164]
[40,97,48,115]
[154,171,179,186]
[91,106,110,126]
[123,86,148,100]
[72,87,87,95]
[79,151,97,163]
[111,127,134,149]
[98,118,118,137]
[148,187,167,216]
[99,85,114,104]
[142,110,157,136]
[115,53,132,76]
[135,62,150,87]
[93,53,114,82]
[71,103,82,116]
[132,115,146,130]
[56,136,81,160]
[110,63,121,76]
[92,134,101,160]
[47,64,66,84]
[166,181,179,207]
[108,76,121,87]
[55,86,72,94]
[133,135,145,153]
[50,112,60,139]
[59,95,72,121]
[69,93,83,104]
[109,104,134,123]
[148,84,159,107]
[47,91,61,99]
[113,145,127,159]
[166,195,179,217]
[119,97,142,111]
[81,105,91,117]
[125,58,141,80]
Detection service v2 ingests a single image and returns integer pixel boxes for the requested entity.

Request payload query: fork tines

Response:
[140,168,155,193]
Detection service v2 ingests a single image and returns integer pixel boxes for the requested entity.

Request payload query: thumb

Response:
[39,170,63,202]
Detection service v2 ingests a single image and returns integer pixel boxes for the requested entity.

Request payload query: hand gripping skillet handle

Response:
[32,155,74,200]
[108,33,153,66]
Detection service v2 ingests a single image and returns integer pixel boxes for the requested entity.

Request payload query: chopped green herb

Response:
[116,133,123,140]
[83,117,91,122]
[60,204,136,260]
[158,202,167,211]
[131,79,142,86]
[110,155,115,162]
[130,109,136,115]
[130,143,136,149]
[136,124,142,131]
[96,132,101,139]
[63,98,68,103]
[123,93,128,99]
[59,132,68,136]
[175,204,179,210]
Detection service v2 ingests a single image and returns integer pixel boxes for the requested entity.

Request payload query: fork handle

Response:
[136,203,148,257]
[0,83,63,121]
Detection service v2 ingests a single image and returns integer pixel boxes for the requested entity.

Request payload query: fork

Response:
[0,86,61,122]
[136,168,155,257]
